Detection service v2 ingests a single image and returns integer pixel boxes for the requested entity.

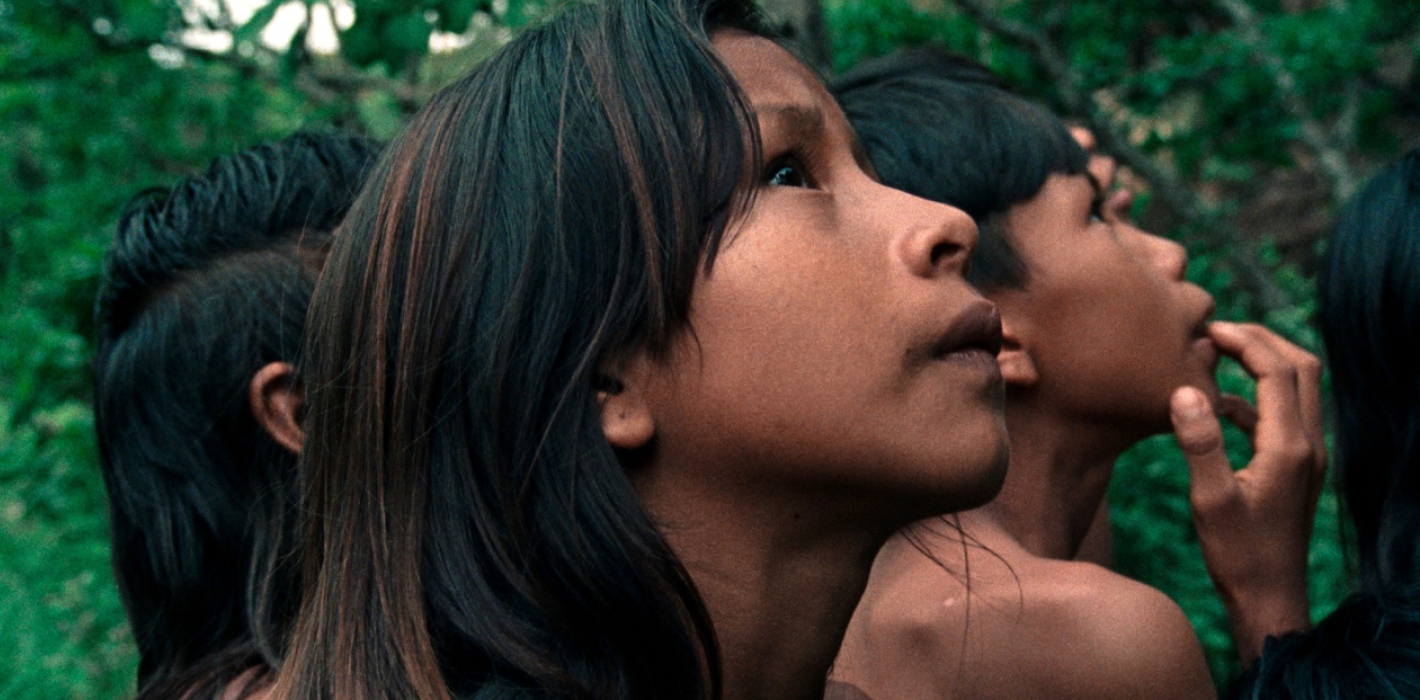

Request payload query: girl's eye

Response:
[765,158,812,188]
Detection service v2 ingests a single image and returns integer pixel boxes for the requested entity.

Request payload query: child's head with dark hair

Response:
[278,1,1010,698]
[833,48,1218,437]
[93,132,380,700]
[1320,147,1420,593]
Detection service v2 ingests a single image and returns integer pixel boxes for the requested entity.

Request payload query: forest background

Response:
[3,0,1419,697]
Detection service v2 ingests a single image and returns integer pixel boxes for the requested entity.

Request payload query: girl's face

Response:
[630,32,1008,525]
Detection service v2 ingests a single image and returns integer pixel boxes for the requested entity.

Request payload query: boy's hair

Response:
[831,47,1088,289]
[93,132,380,700]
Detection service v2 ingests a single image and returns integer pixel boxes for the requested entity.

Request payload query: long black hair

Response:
[93,132,380,700]
[1319,147,1420,592]
[277,0,766,698]
[1231,589,1420,699]
[1228,147,1420,700]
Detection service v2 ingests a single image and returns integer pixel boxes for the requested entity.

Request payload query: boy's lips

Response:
[932,302,1003,359]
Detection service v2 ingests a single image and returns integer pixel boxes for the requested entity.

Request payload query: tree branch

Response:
[945,0,1293,314]
[176,43,422,112]
[1213,0,1359,202]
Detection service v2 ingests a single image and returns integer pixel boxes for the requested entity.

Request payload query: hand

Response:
[1168,321,1326,666]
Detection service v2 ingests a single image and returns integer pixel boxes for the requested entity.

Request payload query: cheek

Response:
[1030,269,1170,384]
[679,249,899,422]
[694,205,898,395]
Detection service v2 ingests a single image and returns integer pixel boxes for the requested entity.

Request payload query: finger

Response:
[1257,335,1325,466]
[1207,322,1307,456]
[1171,386,1240,511]
[1215,393,1258,437]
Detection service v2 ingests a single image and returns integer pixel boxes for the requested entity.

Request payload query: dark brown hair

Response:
[275,0,765,698]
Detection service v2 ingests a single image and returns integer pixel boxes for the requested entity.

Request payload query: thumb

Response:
[1171,386,1238,512]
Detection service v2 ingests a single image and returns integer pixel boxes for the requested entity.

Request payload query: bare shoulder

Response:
[834,535,1215,700]
[1023,561,1216,699]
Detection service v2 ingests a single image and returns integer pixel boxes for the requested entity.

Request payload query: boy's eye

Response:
[1090,196,1107,223]
[765,158,811,188]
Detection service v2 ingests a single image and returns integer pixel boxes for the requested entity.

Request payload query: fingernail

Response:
[1172,386,1208,420]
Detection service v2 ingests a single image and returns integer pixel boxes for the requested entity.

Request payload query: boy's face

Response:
[991,170,1219,434]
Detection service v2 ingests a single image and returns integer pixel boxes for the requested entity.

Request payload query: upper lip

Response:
[932,301,1003,358]
[1191,298,1217,339]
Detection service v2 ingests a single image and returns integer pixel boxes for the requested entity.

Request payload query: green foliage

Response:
[3,0,1414,696]
[0,2,363,696]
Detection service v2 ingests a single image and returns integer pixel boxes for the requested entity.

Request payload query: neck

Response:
[982,400,1141,560]
[637,477,890,700]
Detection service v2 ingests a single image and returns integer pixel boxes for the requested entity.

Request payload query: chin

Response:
[962,442,1010,511]
[924,423,1010,517]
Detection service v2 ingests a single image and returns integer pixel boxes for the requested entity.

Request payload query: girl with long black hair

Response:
[1223,148,1420,698]
[270,0,1010,698]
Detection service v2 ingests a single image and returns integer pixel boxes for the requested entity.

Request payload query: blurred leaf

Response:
[234,0,286,44]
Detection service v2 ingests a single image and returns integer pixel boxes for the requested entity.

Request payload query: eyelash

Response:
[1090,194,1107,222]
[763,153,815,189]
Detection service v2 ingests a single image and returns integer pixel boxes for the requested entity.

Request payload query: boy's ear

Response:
[997,317,1039,389]
[249,362,305,455]
[598,352,656,451]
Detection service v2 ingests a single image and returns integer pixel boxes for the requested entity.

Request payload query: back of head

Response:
[282,1,764,699]
[93,132,380,699]
[831,47,1086,289]
[1319,147,1420,591]
[1230,587,1420,700]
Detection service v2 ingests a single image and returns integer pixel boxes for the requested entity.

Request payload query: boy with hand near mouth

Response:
[829,50,1322,700]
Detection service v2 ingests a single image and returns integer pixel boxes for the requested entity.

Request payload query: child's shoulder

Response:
[836,537,1216,700]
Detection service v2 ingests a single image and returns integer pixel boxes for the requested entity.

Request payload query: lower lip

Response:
[1193,336,1217,364]
[940,348,1003,377]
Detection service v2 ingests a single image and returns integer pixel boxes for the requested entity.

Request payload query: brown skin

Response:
[1072,128,1322,664]
[838,517,1215,700]
[602,33,1010,700]
[834,147,1323,698]
[1067,126,1124,569]
[987,172,1219,558]
[249,362,304,454]
[1169,324,1324,665]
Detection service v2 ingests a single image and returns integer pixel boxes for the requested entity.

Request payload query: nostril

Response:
[931,241,967,271]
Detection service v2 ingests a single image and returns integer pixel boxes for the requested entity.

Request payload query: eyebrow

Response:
[751,101,881,176]
[752,103,826,141]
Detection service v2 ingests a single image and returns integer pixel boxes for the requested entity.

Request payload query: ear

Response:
[997,317,1039,389]
[597,352,656,451]
[249,362,305,455]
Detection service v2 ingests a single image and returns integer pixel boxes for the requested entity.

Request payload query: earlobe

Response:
[598,354,656,451]
[249,362,305,455]
[997,320,1039,388]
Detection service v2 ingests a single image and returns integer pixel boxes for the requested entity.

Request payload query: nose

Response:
[1130,227,1188,281]
[886,189,978,280]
